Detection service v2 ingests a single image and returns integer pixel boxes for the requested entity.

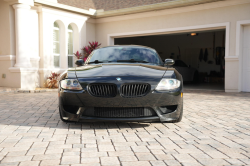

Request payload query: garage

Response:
[114,30,226,91]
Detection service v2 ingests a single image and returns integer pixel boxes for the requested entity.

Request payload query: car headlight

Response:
[60,79,83,90]
[155,79,181,90]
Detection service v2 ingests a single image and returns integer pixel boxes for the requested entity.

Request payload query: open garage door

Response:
[115,30,226,91]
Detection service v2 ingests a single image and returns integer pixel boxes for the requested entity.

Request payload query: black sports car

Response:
[58,45,183,123]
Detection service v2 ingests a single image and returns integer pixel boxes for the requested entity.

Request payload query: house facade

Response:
[0,0,250,92]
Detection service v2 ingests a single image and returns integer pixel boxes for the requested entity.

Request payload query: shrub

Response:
[74,41,101,62]
[46,72,60,88]
[82,41,101,56]
[74,51,82,59]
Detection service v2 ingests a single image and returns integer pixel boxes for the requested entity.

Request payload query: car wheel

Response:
[193,71,199,83]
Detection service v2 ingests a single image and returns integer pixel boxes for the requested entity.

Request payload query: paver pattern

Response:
[0,91,250,166]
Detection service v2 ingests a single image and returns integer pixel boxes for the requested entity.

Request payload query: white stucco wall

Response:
[0,57,20,88]
[86,22,96,43]
[0,1,15,56]
[0,1,17,87]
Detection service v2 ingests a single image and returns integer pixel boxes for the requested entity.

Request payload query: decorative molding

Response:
[34,0,95,16]
[41,7,89,21]
[95,0,250,23]
[108,22,230,59]
[0,55,16,61]
[9,67,39,73]
[225,56,239,61]
[95,0,223,18]
[108,22,229,38]
[33,0,250,20]
[4,0,34,6]
[236,20,250,57]
[12,3,31,10]
[236,19,250,92]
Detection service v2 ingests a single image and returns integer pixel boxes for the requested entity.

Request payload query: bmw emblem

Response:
[116,77,122,81]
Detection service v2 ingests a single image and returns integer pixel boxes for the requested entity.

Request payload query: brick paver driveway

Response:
[0,91,250,166]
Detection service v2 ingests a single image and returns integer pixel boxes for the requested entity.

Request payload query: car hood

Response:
[74,64,167,78]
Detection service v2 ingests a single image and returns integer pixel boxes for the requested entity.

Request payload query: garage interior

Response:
[114,29,226,91]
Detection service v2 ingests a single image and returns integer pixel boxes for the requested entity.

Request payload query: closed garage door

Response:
[242,25,250,92]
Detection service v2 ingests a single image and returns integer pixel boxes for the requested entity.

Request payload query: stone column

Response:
[13,4,32,68]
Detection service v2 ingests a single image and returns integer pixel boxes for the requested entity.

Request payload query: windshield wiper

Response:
[87,60,103,64]
[87,60,113,64]
[117,59,149,63]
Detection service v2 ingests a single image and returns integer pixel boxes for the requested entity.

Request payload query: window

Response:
[68,25,73,68]
[53,22,60,67]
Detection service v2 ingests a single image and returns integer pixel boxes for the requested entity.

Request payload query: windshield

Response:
[86,46,163,65]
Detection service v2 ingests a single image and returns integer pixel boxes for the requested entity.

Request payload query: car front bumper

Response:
[59,88,183,122]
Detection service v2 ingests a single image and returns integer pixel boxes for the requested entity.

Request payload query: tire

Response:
[193,71,199,83]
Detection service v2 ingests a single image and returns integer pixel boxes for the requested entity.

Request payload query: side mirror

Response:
[75,59,84,66]
[165,59,175,66]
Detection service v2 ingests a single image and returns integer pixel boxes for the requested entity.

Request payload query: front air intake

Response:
[88,83,117,97]
[120,83,151,98]
[82,107,156,118]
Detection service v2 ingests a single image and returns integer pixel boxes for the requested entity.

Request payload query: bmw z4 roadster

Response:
[58,45,183,123]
